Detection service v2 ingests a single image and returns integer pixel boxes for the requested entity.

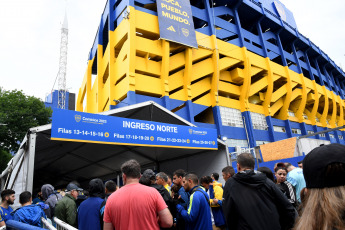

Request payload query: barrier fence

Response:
[4,218,71,230]
[5,220,45,230]
[53,217,78,230]
[41,217,57,230]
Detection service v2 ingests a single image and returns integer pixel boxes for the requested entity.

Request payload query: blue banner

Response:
[157,0,198,48]
[51,109,217,149]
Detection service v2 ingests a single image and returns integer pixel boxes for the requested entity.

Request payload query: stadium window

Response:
[220,107,244,128]
[291,128,302,134]
[288,111,295,117]
[250,112,269,130]
[256,140,270,146]
[303,113,308,120]
[226,139,249,148]
[273,126,286,133]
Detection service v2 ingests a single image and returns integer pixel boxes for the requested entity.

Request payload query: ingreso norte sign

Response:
[157,0,198,48]
[51,109,217,150]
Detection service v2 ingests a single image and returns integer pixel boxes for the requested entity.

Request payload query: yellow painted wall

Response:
[76,6,345,130]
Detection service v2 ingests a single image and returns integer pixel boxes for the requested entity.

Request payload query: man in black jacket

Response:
[223,153,296,230]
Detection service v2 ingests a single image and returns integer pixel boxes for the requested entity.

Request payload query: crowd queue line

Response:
[1,143,345,230]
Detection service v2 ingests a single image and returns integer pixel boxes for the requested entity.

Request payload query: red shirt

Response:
[104,183,167,230]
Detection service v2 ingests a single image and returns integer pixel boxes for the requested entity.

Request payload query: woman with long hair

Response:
[293,144,345,230]
[274,166,297,207]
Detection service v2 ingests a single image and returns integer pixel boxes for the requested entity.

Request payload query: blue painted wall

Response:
[44,90,75,111]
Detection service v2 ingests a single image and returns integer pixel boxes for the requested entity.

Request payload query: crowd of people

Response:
[1,143,345,230]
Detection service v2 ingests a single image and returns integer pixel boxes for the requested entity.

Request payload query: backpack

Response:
[191,187,210,207]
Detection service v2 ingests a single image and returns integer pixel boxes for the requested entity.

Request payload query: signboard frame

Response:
[51,109,218,150]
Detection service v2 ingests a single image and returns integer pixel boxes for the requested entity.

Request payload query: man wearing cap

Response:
[55,182,82,227]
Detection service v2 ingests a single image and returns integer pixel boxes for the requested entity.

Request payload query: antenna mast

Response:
[57,12,68,109]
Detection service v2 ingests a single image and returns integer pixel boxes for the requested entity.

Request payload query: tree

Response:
[0,148,12,172]
[0,88,52,153]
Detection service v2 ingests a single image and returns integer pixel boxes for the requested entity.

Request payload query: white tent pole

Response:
[26,133,37,192]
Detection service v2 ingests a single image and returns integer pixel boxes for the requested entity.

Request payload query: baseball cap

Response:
[66,183,83,192]
[303,144,345,188]
[143,169,156,180]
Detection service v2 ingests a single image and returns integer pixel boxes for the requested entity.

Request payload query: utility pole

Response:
[57,13,68,109]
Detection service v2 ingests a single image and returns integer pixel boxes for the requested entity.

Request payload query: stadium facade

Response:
[76,0,345,153]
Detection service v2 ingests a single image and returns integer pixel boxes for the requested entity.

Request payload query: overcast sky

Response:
[0,0,344,101]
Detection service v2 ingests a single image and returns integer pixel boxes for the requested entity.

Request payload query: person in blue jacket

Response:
[0,189,16,228]
[78,178,105,230]
[173,169,189,229]
[12,191,47,227]
[200,176,226,229]
[176,173,212,230]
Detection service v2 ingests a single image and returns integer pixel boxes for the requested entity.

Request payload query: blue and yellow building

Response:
[76,0,345,153]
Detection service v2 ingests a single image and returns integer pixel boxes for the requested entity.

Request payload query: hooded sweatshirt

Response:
[41,184,62,219]
[223,170,296,230]
[13,204,46,227]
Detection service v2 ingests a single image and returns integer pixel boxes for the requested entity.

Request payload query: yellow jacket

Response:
[210,181,223,207]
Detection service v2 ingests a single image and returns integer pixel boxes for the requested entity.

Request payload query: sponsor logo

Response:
[75,115,81,122]
[167,25,176,32]
[181,28,189,37]
[189,129,207,135]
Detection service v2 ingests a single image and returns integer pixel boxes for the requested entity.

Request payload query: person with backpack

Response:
[176,173,212,230]
[12,191,47,227]
[41,184,63,220]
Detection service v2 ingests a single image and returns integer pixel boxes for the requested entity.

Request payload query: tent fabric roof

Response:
[29,101,226,189]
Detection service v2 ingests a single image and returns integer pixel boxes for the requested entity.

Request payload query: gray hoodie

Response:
[41,184,62,219]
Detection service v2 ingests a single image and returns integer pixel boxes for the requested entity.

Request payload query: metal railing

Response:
[41,217,57,230]
[5,220,45,230]
[53,217,78,230]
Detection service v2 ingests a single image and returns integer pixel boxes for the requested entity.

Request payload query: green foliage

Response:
[0,88,52,153]
[0,148,12,172]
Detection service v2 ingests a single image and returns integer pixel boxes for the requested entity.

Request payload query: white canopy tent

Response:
[1,101,229,207]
